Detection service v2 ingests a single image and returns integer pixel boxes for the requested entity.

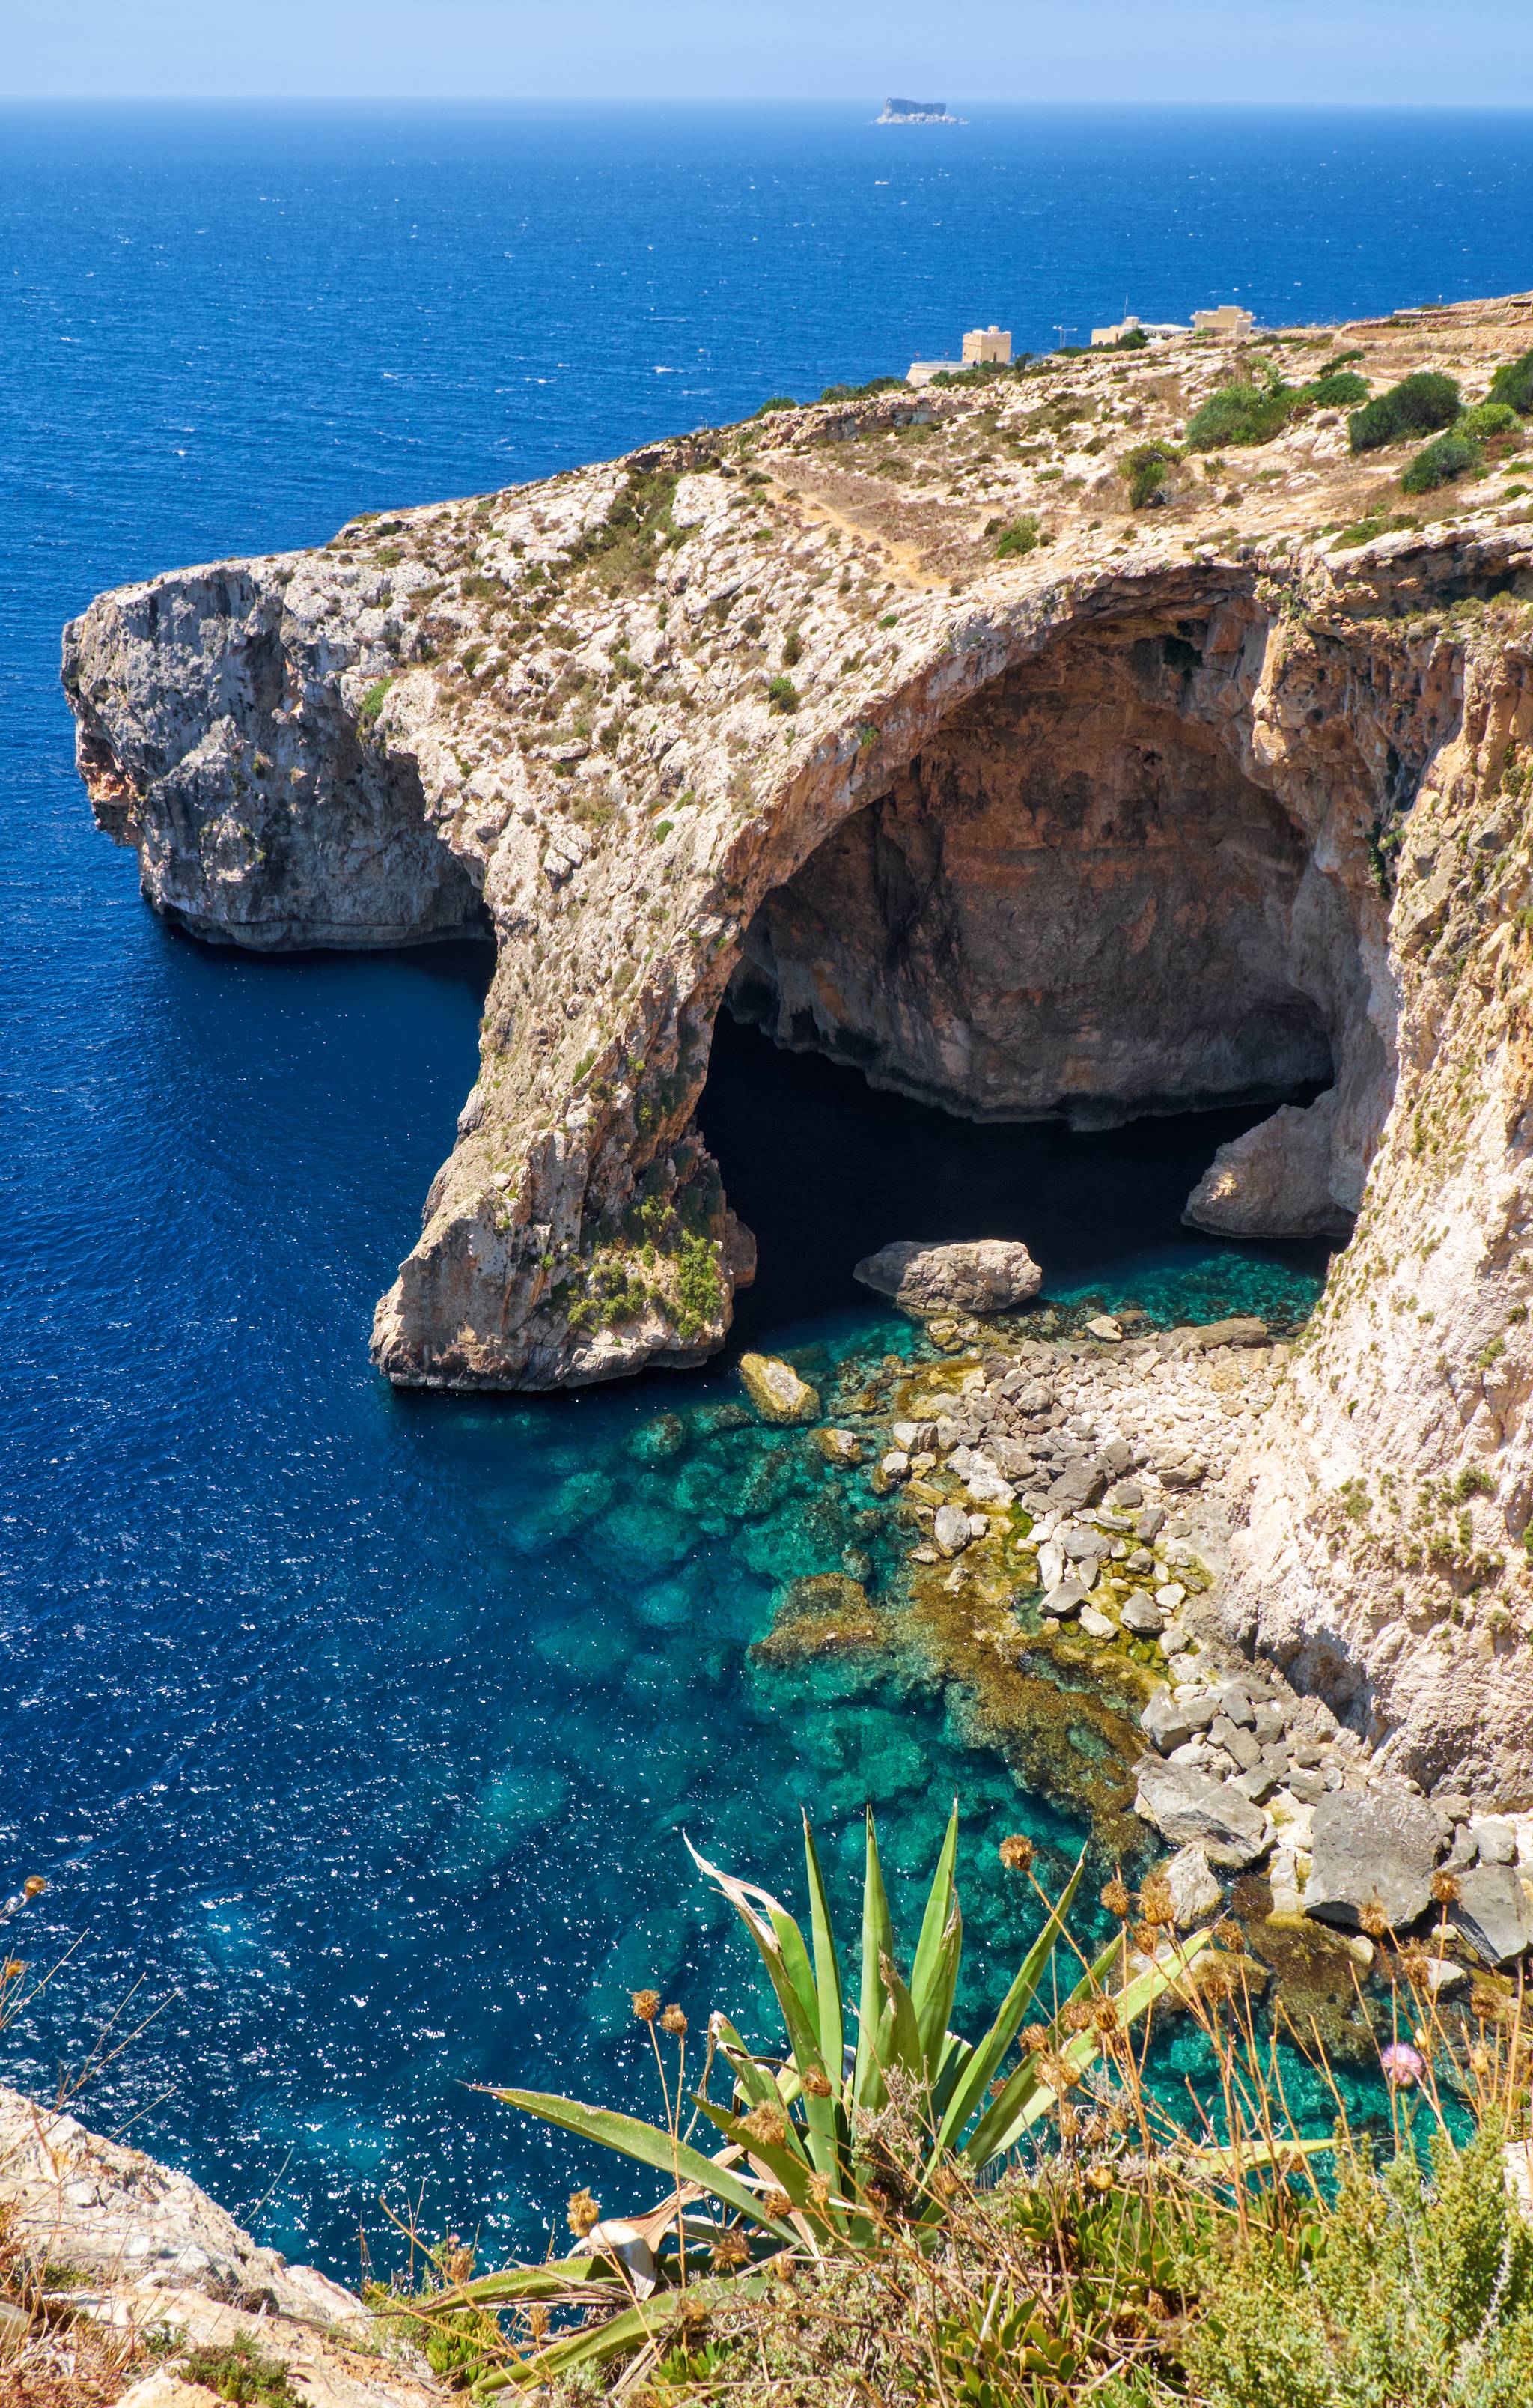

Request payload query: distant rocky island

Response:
[876,96,963,123]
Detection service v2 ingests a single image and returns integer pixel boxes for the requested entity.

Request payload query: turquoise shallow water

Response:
[3,97,1481,2270]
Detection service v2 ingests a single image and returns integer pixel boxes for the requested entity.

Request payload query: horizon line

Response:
[4,92,1533,110]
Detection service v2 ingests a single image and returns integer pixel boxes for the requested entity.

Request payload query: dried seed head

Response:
[1021,2022,1049,2055]
[929,2161,963,2201]
[22,1877,45,1900]
[1091,1997,1120,2034]
[1057,2103,1080,2141]
[526,2304,549,2342]
[999,1834,1034,1873]
[1470,2043,1493,2079]
[1360,1900,1389,1941]
[1199,1958,1237,2004]
[1472,1983,1505,2023]
[1,1959,22,1981]
[1101,1878,1131,1920]
[1430,1870,1462,1907]
[801,2066,832,2098]
[660,2004,688,2037]
[742,2103,790,2149]
[1133,1921,1160,1956]
[761,2187,792,2220]
[631,1988,662,2023]
[1087,2165,1113,2193]
[567,2188,600,2239]
[1064,2000,1093,2033]
[771,2253,795,2284]
[807,2173,832,2212]
[1213,1918,1243,1951]
[710,2230,750,2272]
[1138,1874,1174,1927]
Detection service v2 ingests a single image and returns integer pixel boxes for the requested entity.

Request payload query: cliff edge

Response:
[62,294,1533,1791]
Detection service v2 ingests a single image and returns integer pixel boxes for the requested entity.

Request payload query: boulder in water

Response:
[739,1352,820,1424]
[853,1238,1042,1318]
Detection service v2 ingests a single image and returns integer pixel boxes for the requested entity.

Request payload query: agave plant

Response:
[429,1807,1211,2390]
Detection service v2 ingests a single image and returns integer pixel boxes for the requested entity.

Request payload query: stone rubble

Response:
[829,1304,1533,1973]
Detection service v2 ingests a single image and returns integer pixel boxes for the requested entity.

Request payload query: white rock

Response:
[933,1504,972,1557]
[1079,1605,1116,1639]
[1164,1843,1222,1928]
[966,1471,1017,1507]
[1156,1583,1187,1610]
[1037,1540,1066,1591]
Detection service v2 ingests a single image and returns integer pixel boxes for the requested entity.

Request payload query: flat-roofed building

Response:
[962,324,1012,365]
[1090,312,1185,348]
[1192,304,1255,338]
[906,358,963,386]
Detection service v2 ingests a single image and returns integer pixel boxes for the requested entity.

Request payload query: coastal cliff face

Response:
[64,294,1533,1791]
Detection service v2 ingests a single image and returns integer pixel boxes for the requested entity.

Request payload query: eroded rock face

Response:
[62,292,1533,1790]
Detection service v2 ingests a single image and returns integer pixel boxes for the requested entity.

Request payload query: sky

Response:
[6,0,1533,105]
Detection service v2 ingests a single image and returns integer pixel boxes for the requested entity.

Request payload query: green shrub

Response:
[1123,440,1180,507]
[994,513,1042,559]
[1113,326,1148,350]
[817,375,905,402]
[1457,398,1522,440]
[1185,382,1296,451]
[766,675,800,714]
[1349,370,1462,452]
[1401,430,1482,493]
[751,395,798,419]
[673,1232,722,1337]
[1187,2115,1533,2408]
[357,676,393,725]
[1490,344,1533,413]
[178,2335,297,2408]
[781,628,802,667]
[1305,368,1369,408]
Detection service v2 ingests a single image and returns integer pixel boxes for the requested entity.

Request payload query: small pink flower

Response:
[1380,2041,1425,2088]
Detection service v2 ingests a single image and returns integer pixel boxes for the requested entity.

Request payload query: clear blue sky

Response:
[6,0,1533,104]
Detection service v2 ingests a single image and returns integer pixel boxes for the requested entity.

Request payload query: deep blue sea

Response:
[3,103,1527,2275]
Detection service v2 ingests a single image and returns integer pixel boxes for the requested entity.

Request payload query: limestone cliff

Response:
[63,292,1533,1791]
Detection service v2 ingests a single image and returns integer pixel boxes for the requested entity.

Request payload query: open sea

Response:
[3,102,1529,2273]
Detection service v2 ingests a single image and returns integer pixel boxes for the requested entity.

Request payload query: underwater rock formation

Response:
[64,291,1533,1791]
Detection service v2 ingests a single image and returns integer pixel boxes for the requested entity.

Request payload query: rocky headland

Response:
[62,289,1533,1812]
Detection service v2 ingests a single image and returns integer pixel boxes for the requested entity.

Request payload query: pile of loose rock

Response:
[772,1274,1533,1980]
[863,1313,1285,1654]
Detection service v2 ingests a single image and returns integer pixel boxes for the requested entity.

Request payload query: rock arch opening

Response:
[723,602,1379,1246]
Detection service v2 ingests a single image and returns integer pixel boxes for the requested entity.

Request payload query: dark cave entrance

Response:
[698,604,1370,1333]
[727,614,1359,1131]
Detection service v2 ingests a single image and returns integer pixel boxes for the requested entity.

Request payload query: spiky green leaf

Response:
[487,2088,797,2243]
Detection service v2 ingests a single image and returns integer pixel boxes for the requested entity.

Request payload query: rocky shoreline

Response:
[746,1263,1533,1987]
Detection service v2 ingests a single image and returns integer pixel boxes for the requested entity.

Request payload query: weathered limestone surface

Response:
[0,2083,442,2408]
[64,292,1533,1791]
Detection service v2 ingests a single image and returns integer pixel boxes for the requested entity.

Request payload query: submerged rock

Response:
[739,1352,820,1424]
[853,1238,1043,1318]
[814,1426,865,1466]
